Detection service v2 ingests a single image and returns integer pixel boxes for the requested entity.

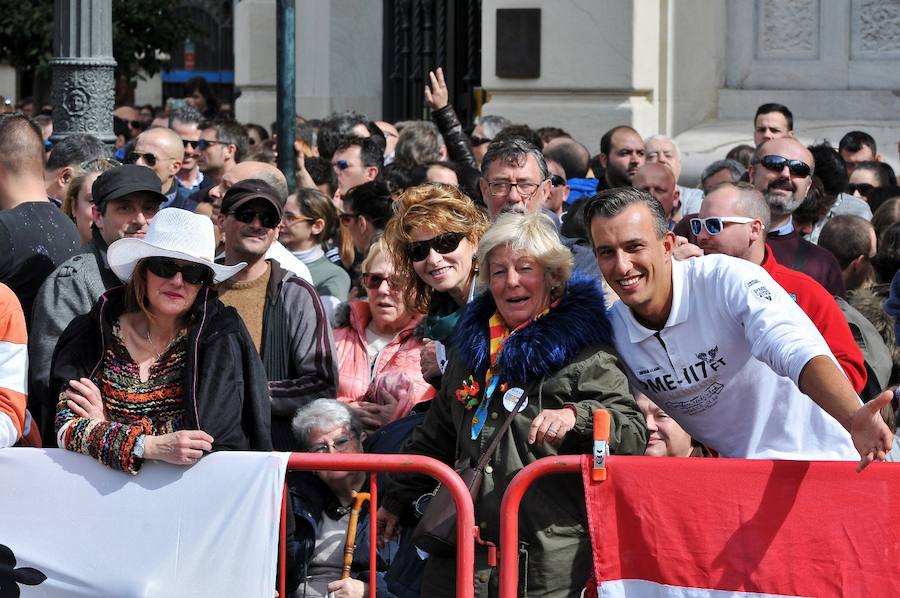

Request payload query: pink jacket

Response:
[334,301,436,421]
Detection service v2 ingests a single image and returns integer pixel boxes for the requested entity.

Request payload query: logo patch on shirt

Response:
[745,279,760,287]
[753,286,772,301]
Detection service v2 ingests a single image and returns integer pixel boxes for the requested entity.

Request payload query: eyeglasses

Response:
[144,257,213,285]
[181,139,199,150]
[125,152,159,167]
[470,135,492,146]
[197,139,222,151]
[80,157,121,172]
[848,183,875,197]
[332,159,352,172]
[338,212,358,225]
[129,120,147,131]
[486,180,543,197]
[755,155,811,178]
[307,434,357,454]
[550,174,567,188]
[362,273,400,290]
[283,211,314,224]
[690,216,759,236]
[230,206,281,229]
[406,232,466,262]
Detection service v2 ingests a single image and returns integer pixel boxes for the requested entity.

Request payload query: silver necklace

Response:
[145,327,166,360]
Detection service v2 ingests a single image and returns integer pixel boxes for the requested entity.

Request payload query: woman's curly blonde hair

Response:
[383,183,489,314]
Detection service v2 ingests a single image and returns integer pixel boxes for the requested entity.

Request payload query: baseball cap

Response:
[91,164,166,209]
[220,179,285,218]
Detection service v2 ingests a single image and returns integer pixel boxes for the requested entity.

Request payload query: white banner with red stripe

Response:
[583,456,900,598]
[0,448,287,597]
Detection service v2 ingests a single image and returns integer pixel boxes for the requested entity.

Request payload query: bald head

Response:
[209,160,288,209]
[750,137,815,225]
[633,162,679,220]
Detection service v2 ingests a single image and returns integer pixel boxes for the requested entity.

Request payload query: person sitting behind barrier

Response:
[50,208,272,474]
[379,212,647,598]
[333,239,436,431]
[638,393,710,458]
[290,399,422,598]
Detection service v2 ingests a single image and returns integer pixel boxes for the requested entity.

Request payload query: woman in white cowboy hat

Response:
[49,208,273,474]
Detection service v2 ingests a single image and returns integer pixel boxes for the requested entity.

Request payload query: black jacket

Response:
[49,285,273,452]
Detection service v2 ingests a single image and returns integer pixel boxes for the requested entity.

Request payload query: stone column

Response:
[49,0,116,144]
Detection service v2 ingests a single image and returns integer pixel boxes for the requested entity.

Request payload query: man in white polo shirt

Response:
[584,186,892,468]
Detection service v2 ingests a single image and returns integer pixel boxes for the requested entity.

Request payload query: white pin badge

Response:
[502,387,527,412]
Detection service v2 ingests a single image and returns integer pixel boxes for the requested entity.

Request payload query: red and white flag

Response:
[583,456,900,598]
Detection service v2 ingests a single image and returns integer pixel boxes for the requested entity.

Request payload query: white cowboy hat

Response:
[107,208,246,283]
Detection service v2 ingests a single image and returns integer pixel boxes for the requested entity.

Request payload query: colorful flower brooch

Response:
[455,375,481,410]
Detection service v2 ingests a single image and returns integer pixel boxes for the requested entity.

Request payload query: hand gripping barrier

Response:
[281,453,477,598]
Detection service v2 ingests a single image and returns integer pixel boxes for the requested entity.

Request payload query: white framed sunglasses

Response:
[690,216,761,236]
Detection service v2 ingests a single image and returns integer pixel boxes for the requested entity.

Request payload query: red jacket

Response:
[334,301,436,421]
[761,246,866,393]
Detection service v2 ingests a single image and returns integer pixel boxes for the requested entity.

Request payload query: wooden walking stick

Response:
[341,491,371,580]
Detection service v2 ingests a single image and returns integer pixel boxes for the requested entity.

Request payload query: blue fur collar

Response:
[452,274,613,385]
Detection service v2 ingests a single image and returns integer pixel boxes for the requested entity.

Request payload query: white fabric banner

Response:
[0,448,288,597]
[599,580,802,598]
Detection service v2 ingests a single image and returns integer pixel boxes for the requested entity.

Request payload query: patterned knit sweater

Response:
[56,321,187,474]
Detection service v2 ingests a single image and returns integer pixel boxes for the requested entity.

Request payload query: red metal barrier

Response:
[498,456,582,598]
[281,453,476,598]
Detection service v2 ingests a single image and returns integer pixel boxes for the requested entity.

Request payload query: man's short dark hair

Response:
[536,126,570,144]
[839,130,877,155]
[317,111,368,160]
[583,186,669,247]
[335,136,383,174]
[168,104,203,128]
[304,156,336,195]
[807,142,848,197]
[493,124,544,151]
[543,138,590,179]
[411,161,458,186]
[481,137,549,180]
[205,120,249,162]
[45,133,109,172]
[0,113,44,176]
[754,103,794,130]
[600,126,639,157]
[818,215,874,270]
[343,180,393,230]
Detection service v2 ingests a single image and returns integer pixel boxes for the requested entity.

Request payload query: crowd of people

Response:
[1,71,900,596]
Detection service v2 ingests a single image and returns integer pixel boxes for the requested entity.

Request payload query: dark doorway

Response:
[382,0,482,127]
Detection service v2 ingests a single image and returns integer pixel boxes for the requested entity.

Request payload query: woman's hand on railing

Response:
[65,378,107,421]
[143,430,214,465]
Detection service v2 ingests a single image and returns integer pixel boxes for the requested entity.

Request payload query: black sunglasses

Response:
[231,206,281,229]
[198,139,221,151]
[407,232,466,262]
[756,155,811,178]
[125,151,158,167]
[182,139,200,150]
[550,174,567,188]
[847,183,875,197]
[470,135,492,146]
[144,257,213,285]
[362,273,400,290]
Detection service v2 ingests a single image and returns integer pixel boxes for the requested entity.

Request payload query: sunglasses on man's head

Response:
[690,216,759,236]
[848,183,875,197]
[144,257,213,285]
[125,151,158,167]
[406,232,466,262]
[231,206,281,229]
[756,155,811,178]
[362,273,400,290]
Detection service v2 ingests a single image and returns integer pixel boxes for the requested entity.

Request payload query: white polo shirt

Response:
[609,254,858,460]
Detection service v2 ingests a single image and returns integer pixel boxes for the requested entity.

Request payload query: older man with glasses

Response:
[478,137,600,278]
[216,179,337,452]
